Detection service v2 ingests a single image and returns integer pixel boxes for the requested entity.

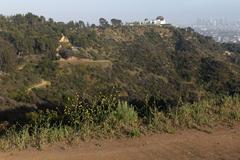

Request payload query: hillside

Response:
[0,14,240,111]
[0,13,240,150]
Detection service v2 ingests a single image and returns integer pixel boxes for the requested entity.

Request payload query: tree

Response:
[78,20,85,28]
[58,48,73,59]
[25,12,39,26]
[111,19,122,26]
[67,21,75,28]
[91,24,96,28]
[99,18,109,28]
[39,16,46,24]
[48,18,54,24]
[12,14,26,24]
[0,38,17,72]
[86,22,90,28]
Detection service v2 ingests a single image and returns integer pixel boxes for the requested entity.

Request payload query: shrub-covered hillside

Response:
[0,13,240,110]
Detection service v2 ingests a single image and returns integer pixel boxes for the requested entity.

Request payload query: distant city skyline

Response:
[0,0,239,25]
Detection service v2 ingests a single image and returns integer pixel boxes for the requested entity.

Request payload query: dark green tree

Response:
[111,19,122,26]
[99,18,109,28]
[0,38,17,72]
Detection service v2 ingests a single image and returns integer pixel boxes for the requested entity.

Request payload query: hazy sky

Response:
[0,0,239,25]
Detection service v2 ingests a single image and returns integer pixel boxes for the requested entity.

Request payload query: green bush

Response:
[0,38,17,72]
[111,101,138,126]
[63,94,118,127]
[148,109,174,133]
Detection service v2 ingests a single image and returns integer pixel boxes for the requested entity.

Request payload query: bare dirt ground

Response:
[58,57,112,68]
[27,80,51,92]
[1,124,240,160]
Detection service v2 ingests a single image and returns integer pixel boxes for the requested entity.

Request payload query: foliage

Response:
[110,101,138,126]
[0,94,240,150]
[0,38,17,71]
[0,14,240,107]
[111,19,122,26]
[99,18,109,28]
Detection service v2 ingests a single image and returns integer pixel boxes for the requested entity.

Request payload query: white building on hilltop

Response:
[141,16,167,26]
[126,16,167,26]
[153,16,166,25]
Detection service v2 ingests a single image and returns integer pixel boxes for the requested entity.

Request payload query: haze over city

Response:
[0,0,239,25]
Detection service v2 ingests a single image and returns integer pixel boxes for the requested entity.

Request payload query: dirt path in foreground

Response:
[1,125,240,160]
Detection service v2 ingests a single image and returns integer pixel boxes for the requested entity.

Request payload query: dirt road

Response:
[1,125,240,160]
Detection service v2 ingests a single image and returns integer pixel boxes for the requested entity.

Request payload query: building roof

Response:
[156,16,165,21]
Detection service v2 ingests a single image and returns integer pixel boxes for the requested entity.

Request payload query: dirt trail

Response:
[27,80,51,92]
[1,125,240,160]
[58,57,112,68]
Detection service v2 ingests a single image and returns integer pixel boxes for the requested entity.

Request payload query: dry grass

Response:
[58,57,112,69]
[0,95,239,151]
